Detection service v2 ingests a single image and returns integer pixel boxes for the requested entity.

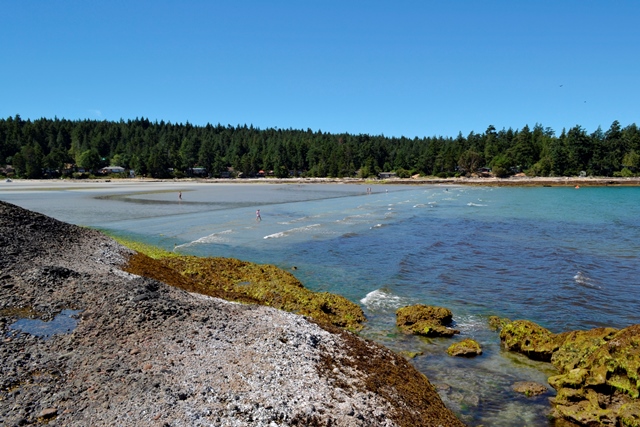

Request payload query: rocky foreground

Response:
[0,200,464,427]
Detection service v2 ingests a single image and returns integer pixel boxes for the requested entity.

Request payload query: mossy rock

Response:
[580,324,640,399]
[551,327,618,373]
[488,315,511,331]
[396,304,460,338]
[619,402,640,427]
[447,338,482,357]
[551,396,616,427]
[548,325,640,426]
[499,320,565,362]
[124,251,365,331]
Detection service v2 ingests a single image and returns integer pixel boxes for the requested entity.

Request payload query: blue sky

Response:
[2,1,638,138]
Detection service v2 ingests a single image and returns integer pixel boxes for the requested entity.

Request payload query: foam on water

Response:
[174,229,234,250]
[574,271,601,289]
[263,223,321,239]
[360,288,410,312]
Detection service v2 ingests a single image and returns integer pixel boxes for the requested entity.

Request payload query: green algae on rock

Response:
[549,325,640,425]
[550,327,618,373]
[396,304,460,338]
[447,338,482,357]
[499,319,566,361]
[122,248,366,331]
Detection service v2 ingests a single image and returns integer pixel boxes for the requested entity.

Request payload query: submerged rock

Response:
[512,381,549,397]
[396,304,460,338]
[447,338,482,357]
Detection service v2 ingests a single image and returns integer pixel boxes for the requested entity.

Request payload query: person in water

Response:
[256,209,261,221]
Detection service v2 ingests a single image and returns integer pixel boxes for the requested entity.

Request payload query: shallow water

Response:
[2,180,639,425]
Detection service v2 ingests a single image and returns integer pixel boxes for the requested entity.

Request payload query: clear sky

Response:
[2,1,638,138]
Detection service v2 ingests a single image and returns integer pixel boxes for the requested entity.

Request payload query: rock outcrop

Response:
[0,201,464,427]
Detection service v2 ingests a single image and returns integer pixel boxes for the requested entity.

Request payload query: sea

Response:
[2,180,639,426]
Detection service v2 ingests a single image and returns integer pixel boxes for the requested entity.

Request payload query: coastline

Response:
[0,200,464,426]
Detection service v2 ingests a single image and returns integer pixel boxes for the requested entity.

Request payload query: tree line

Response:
[1,115,639,179]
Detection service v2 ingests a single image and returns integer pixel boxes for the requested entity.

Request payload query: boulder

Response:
[499,320,566,361]
[499,317,640,426]
[550,327,618,373]
[447,338,482,357]
[550,324,640,425]
[396,304,460,338]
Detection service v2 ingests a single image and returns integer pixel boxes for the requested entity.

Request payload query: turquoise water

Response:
[2,182,639,425]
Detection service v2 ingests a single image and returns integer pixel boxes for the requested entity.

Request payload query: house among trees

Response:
[379,172,397,179]
[100,166,126,174]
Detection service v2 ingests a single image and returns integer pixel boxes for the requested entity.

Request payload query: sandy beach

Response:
[3,175,640,191]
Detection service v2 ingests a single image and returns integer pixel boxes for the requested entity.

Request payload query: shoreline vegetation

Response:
[3,117,639,182]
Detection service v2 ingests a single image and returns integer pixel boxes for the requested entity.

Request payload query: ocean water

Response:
[2,181,639,425]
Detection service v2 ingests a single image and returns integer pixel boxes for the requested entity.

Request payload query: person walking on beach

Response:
[256,209,261,222]
[178,191,182,200]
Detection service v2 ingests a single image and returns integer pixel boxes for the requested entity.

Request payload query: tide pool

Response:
[2,181,639,425]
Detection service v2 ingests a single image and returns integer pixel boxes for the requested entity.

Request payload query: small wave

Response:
[263,224,321,239]
[174,229,233,250]
[574,271,601,289]
[370,224,384,229]
[360,289,409,311]
[278,216,313,225]
[413,204,426,208]
[336,213,369,223]
[467,202,487,207]
[452,314,485,332]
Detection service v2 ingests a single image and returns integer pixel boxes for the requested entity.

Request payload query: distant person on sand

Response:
[178,191,182,200]
[256,209,261,221]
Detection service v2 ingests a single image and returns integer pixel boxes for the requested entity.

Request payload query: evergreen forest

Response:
[1,115,639,179]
